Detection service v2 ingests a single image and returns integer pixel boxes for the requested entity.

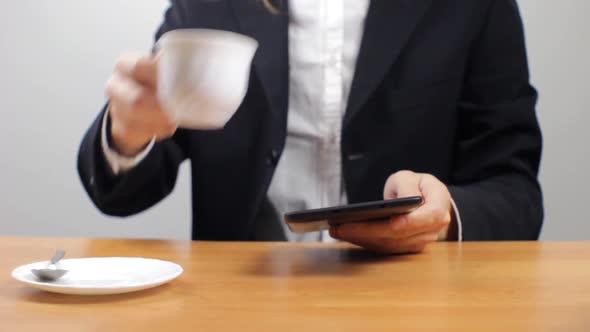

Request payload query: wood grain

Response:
[1,237,589,331]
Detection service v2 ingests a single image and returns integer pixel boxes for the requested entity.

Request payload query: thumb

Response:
[383,170,422,199]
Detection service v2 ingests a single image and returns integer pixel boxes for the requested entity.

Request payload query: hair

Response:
[261,0,281,14]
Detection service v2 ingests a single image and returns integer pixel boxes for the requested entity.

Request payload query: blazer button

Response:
[346,153,365,161]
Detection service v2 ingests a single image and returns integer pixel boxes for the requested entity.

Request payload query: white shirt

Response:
[267,0,369,242]
[102,0,462,242]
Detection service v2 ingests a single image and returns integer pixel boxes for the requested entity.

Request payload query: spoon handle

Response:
[50,249,65,265]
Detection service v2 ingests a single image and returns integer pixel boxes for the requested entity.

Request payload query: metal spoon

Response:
[31,249,68,281]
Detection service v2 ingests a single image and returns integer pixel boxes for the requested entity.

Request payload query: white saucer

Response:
[11,257,183,295]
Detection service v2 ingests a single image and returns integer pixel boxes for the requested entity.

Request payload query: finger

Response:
[381,171,426,237]
[331,209,443,243]
[419,174,452,214]
[114,53,157,88]
[152,122,178,141]
[331,219,399,240]
[111,118,175,146]
[106,73,170,122]
[387,176,452,237]
[105,72,145,106]
[342,231,439,254]
[123,92,174,129]
[387,208,450,239]
[383,170,422,199]
[114,107,175,137]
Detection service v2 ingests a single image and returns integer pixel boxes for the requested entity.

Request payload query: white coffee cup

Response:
[156,29,258,129]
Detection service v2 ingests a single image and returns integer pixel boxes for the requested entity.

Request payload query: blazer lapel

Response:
[344,0,434,128]
[229,0,289,116]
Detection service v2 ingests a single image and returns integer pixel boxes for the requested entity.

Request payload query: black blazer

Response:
[78,0,543,241]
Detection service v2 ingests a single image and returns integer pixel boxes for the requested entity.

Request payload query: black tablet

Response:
[284,196,424,233]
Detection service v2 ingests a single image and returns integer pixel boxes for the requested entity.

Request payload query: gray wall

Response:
[0,1,588,240]
[0,0,191,239]
[519,0,590,239]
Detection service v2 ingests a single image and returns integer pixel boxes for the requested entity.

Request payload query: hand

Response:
[105,53,177,156]
[329,170,454,254]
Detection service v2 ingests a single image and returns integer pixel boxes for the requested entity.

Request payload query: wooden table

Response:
[1,237,589,331]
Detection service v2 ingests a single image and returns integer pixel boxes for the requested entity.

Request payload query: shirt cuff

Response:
[100,107,155,175]
[450,197,463,242]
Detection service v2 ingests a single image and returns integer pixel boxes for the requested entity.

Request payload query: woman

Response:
[78,0,543,253]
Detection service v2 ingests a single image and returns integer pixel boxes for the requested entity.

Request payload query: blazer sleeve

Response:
[77,2,190,216]
[448,0,544,240]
